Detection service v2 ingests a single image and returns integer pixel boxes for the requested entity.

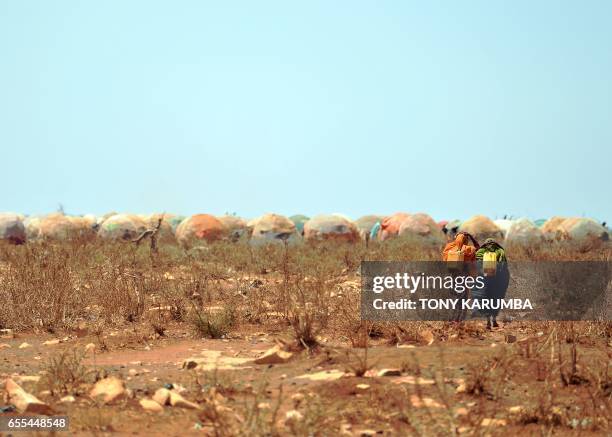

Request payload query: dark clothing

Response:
[472,262,510,319]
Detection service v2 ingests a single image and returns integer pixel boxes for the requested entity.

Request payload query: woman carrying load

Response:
[442,232,480,321]
[474,238,510,330]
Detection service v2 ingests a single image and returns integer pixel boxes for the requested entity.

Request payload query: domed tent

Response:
[97,211,118,225]
[0,213,26,244]
[458,215,504,244]
[504,218,544,246]
[80,214,98,231]
[248,213,298,244]
[379,212,411,241]
[303,214,360,243]
[493,219,514,237]
[98,214,148,241]
[558,218,609,250]
[355,215,384,240]
[289,215,310,235]
[398,213,445,246]
[175,214,225,248]
[541,216,567,240]
[68,215,97,237]
[37,213,96,240]
[24,216,42,240]
[217,215,249,241]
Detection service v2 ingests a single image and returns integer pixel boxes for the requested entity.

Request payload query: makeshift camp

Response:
[248,213,298,244]
[217,215,249,241]
[355,215,384,240]
[303,214,360,243]
[458,215,504,245]
[0,213,26,244]
[98,214,148,241]
[558,218,609,250]
[379,212,411,241]
[504,218,544,246]
[398,213,445,246]
[175,214,226,248]
[289,215,310,235]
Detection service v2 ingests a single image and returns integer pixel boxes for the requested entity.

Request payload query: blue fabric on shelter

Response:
[370,221,381,240]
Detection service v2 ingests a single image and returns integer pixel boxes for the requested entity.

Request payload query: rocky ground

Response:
[1,318,610,436]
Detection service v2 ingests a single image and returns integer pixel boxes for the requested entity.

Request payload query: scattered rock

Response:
[291,393,305,405]
[418,329,435,346]
[153,388,171,406]
[454,378,467,393]
[84,343,96,353]
[0,343,11,350]
[18,342,31,349]
[410,395,443,409]
[128,369,138,377]
[253,345,293,365]
[285,409,304,423]
[358,430,377,437]
[89,377,126,404]
[355,383,370,391]
[182,351,251,371]
[294,370,345,382]
[455,407,469,417]
[60,395,76,403]
[340,423,352,435]
[5,378,53,414]
[377,368,402,377]
[508,405,524,414]
[140,398,164,412]
[0,329,14,339]
[392,376,436,385]
[169,391,200,410]
[505,334,517,344]
[481,418,507,427]
[42,339,61,346]
[14,375,40,383]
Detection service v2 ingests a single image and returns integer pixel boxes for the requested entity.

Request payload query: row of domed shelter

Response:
[0,211,608,251]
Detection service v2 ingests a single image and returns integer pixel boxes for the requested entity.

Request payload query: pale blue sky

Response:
[1,2,610,222]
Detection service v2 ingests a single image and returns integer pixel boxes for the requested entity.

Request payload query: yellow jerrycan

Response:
[482,251,497,276]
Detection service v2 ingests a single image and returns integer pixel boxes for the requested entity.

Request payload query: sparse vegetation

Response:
[0,239,610,434]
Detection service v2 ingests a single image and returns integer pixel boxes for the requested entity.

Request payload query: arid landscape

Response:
[3,1,611,435]
[1,237,610,436]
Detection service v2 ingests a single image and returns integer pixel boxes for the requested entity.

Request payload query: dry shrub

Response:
[464,347,514,400]
[39,348,93,395]
[191,305,236,339]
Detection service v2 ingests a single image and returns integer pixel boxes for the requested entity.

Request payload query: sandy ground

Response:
[1,320,609,436]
